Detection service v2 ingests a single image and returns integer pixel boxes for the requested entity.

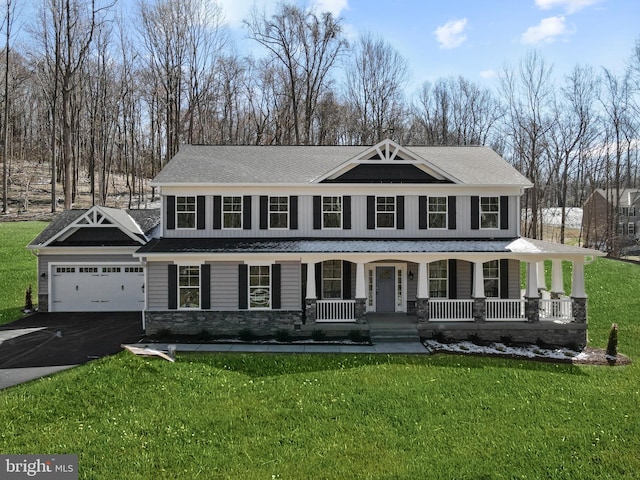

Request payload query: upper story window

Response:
[223,196,243,229]
[179,265,200,309]
[176,196,196,229]
[269,196,289,229]
[376,196,395,228]
[249,265,271,309]
[322,196,342,229]
[629,222,637,235]
[429,260,448,298]
[322,260,342,299]
[428,197,447,229]
[620,206,637,217]
[480,197,499,229]
[483,260,500,298]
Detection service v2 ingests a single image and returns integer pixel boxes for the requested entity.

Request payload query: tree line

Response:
[1,0,639,248]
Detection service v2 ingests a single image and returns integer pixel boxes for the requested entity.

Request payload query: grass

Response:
[1,221,639,478]
[0,221,47,325]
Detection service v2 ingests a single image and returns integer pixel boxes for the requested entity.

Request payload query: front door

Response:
[376,266,395,313]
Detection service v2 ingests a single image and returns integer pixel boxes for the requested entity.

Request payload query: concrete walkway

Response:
[130,341,429,354]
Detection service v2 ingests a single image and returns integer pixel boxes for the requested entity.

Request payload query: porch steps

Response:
[369,325,421,344]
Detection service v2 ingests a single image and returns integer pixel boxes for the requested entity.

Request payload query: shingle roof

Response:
[151,144,532,187]
[28,207,161,247]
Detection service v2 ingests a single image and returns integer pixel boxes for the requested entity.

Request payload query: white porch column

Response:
[537,261,547,291]
[551,259,564,296]
[526,262,539,298]
[571,259,586,298]
[417,262,429,298]
[472,261,485,298]
[306,262,317,299]
[355,262,366,299]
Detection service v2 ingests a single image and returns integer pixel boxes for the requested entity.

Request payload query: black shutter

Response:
[343,196,351,230]
[168,264,177,309]
[342,261,352,300]
[272,264,281,309]
[260,196,268,229]
[243,196,252,230]
[315,262,322,299]
[448,196,457,230]
[201,264,211,309]
[290,196,298,230]
[471,196,479,230]
[419,196,428,229]
[500,196,509,230]
[313,196,322,230]
[166,196,176,230]
[367,196,375,229]
[197,196,206,230]
[448,259,457,299]
[396,196,405,229]
[213,196,222,230]
[238,264,248,309]
[500,259,509,299]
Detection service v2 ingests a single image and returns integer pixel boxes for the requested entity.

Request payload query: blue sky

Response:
[219,0,640,90]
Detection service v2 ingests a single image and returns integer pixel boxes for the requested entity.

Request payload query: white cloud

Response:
[480,69,497,79]
[521,16,573,44]
[311,0,349,17]
[534,0,603,14]
[433,18,468,49]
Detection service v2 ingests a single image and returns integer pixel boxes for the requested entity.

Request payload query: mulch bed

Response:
[572,346,632,366]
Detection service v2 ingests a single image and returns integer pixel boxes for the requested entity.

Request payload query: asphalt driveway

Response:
[0,312,144,389]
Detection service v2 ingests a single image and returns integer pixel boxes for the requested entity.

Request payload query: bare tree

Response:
[344,33,409,144]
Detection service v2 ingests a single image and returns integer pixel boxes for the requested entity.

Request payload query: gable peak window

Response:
[322,196,342,229]
[480,196,499,229]
[269,196,289,229]
[176,196,196,229]
[223,196,243,229]
[376,196,395,228]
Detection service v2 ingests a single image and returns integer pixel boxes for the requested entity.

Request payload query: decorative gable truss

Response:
[316,139,459,184]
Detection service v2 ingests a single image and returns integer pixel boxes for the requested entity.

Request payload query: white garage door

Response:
[50,265,145,312]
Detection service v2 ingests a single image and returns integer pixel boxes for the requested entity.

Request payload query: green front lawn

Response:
[0,221,639,479]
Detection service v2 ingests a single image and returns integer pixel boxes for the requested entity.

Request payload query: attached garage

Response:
[50,265,145,312]
[27,206,161,313]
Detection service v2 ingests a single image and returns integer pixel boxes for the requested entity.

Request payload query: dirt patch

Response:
[572,346,632,366]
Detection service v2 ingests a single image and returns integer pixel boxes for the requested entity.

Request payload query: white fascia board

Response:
[37,246,141,255]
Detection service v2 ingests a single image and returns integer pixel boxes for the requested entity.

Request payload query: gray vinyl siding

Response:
[162,194,519,239]
[38,253,139,296]
[508,259,521,299]
[147,261,170,310]
[279,261,301,310]
[211,262,238,310]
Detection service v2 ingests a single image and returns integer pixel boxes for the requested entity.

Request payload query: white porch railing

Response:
[539,298,573,322]
[486,299,526,321]
[316,299,356,322]
[429,299,474,321]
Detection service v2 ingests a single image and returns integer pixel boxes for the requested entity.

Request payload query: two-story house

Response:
[29,140,603,347]
[582,188,640,250]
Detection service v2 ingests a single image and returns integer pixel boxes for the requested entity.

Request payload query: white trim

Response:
[427,196,448,230]
[268,195,290,230]
[222,195,243,230]
[321,195,343,230]
[375,196,396,229]
[248,264,272,310]
[177,264,201,310]
[479,196,500,230]
[175,195,197,230]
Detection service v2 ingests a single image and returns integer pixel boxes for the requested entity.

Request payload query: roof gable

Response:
[316,139,458,184]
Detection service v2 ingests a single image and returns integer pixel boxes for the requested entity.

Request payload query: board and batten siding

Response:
[162,194,519,239]
[38,253,140,296]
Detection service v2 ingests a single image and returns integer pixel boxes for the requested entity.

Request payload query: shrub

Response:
[238,328,255,342]
[156,328,172,338]
[348,330,365,343]
[24,285,33,311]
[432,330,448,343]
[311,329,327,341]
[197,329,213,341]
[275,329,291,342]
[606,323,618,359]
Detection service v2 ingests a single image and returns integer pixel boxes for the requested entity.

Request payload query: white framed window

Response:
[176,196,196,229]
[249,265,271,309]
[429,260,448,298]
[480,197,499,229]
[483,260,500,298]
[367,269,374,307]
[376,196,395,228]
[322,196,342,229]
[322,260,342,299]
[223,196,243,229]
[629,222,636,235]
[428,197,447,229]
[269,196,289,229]
[620,206,636,217]
[179,265,200,309]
